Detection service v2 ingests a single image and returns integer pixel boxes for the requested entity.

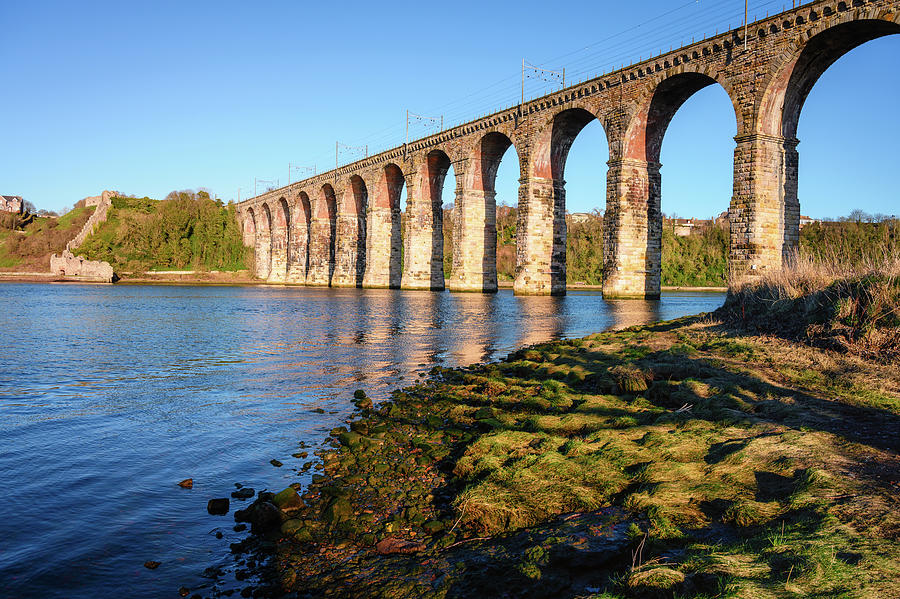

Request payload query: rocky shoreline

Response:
[193,310,899,599]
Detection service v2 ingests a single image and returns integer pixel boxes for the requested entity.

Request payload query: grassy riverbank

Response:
[216,263,899,599]
[0,206,95,270]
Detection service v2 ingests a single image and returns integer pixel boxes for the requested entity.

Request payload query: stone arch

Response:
[403,149,451,290]
[758,16,900,139]
[333,175,368,287]
[745,14,900,271]
[242,207,257,248]
[256,202,273,280]
[307,184,338,285]
[364,164,405,288]
[288,191,312,283]
[531,106,605,181]
[267,196,290,282]
[623,70,740,163]
[467,131,515,193]
[450,131,520,292]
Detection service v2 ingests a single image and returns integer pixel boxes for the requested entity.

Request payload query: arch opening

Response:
[259,203,273,280]
[306,184,337,285]
[322,184,337,282]
[364,163,405,289]
[563,117,609,287]
[243,207,257,247]
[492,136,521,285]
[337,174,367,287]
[402,150,451,291]
[748,18,900,275]
[656,82,736,288]
[793,27,900,267]
[291,191,312,283]
[519,107,608,295]
[268,197,290,282]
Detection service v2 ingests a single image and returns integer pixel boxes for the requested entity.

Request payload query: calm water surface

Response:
[0,283,724,598]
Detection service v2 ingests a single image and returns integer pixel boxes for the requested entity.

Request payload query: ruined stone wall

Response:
[68,190,116,251]
[50,250,115,283]
[49,190,117,282]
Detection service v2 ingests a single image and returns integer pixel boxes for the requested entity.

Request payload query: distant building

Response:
[1,195,23,214]
[799,215,818,229]
[569,212,593,224]
[670,217,712,237]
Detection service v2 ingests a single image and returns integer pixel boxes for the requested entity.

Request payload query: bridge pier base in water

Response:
[448,187,498,293]
[514,176,566,296]
[602,159,662,300]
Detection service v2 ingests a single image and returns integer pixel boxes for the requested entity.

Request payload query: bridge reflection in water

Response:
[236,288,723,400]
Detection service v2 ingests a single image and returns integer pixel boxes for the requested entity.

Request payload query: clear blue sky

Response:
[2,0,897,220]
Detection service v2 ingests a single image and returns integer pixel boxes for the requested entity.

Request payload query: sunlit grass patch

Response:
[454,446,628,534]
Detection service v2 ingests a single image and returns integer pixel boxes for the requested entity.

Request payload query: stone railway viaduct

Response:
[237,0,899,297]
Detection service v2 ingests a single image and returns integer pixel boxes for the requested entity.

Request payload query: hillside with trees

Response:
[77,190,250,274]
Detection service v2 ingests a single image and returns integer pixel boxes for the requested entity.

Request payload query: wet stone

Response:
[231,487,255,499]
[207,498,230,515]
[273,487,304,512]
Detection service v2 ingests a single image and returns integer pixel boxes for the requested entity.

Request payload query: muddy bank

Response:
[196,310,900,598]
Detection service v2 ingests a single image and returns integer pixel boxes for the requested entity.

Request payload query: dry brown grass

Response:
[722,252,900,363]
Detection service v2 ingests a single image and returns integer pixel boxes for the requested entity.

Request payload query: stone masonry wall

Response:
[50,250,115,283]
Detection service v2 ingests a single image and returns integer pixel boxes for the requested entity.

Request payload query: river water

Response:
[0,283,724,598]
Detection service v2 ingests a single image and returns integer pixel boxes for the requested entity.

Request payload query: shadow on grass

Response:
[241,322,899,599]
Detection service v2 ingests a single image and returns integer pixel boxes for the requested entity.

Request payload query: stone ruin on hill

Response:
[49,190,117,283]
[50,250,116,283]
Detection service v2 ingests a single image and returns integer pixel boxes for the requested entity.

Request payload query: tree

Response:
[847,209,872,223]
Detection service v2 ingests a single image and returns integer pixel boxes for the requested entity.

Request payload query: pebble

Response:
[177,479,193,489]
